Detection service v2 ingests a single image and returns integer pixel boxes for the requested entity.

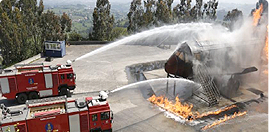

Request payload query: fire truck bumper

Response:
[90,128,112,132]
[68,85,76,90]
[103,129,112,132]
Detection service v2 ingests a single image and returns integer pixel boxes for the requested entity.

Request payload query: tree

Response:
[125,0,220,34]
[127,0,144,33]
[13,7,28,61]
[166,0,173,11]
[91,0,114,41]
[202,0,218,21]
[40,10,61,41]
[0,11,14,65]
[37,0,44,16]
[195,0,203,19]
[223,9,243,30]
[173,0,192,22]
[18,0,38,54]
[172,0,219,23]
[34,0,45,54]
[61,12,72,41]
[143,0,156,27]
[0,1,23,65]
[155,0,173,25]
[0,0,72,67]
[111,27,128,40]
[69,31,82,41]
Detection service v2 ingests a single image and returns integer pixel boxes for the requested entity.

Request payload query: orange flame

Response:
[253,4,263,26]
[148,95,239,120]
[148,95,247,130]
[148,95,194,119]
[264,25,268,60]
[201,111,247,130]
[263,24,269,75]
[195,105,237,119]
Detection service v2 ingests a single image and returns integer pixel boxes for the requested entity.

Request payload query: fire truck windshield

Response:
[101,112,110,120]
[67,73,74,79]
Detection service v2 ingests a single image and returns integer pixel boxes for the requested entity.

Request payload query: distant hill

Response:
[44,1,129,38]
[43,0,131,7]
[43,0,95,7]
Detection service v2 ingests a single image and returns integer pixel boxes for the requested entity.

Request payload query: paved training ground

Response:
[35,45,175,93]
[1,44,268,131]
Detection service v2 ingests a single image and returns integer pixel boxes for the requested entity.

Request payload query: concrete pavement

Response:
[0,44,267,132]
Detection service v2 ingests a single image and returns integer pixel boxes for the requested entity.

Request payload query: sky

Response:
[215,0,259,4]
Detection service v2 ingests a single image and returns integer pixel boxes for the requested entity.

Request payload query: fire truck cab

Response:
[0,62,76,104]
[0,92,113,132]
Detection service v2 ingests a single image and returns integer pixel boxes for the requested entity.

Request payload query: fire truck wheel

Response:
[16,93,27,104]
[28,92,39,100]
[59,87,70,97]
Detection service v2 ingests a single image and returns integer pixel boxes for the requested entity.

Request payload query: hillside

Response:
[44,2,129,38]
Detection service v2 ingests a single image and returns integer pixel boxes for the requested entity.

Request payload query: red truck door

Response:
[0,77,18,99]
[89,113,102,130]
[100,111,111,131]
[66,73,75,86]
[59,73,66,84]
[59,73,75,86]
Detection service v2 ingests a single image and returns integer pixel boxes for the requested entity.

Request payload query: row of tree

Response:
[223,9,243,30]
[89,0,249,40]
[89,0,219,40]
[126,0,219,33]
[0,0,72,66]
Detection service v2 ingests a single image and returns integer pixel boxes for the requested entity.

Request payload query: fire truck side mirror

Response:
[110,110,114,122]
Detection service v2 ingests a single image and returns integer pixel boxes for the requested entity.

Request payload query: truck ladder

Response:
[26,96,67,107]
[14,63,44,68]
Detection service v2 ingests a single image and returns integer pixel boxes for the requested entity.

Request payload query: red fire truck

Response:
[0,91,113,132]
[0,62,76,104]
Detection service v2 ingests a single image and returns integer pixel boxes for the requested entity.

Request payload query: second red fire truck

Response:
[0,91,113,132]
[0,62,76,103]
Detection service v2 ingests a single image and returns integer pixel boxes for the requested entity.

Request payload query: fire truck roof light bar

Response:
[26,96,67,107]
